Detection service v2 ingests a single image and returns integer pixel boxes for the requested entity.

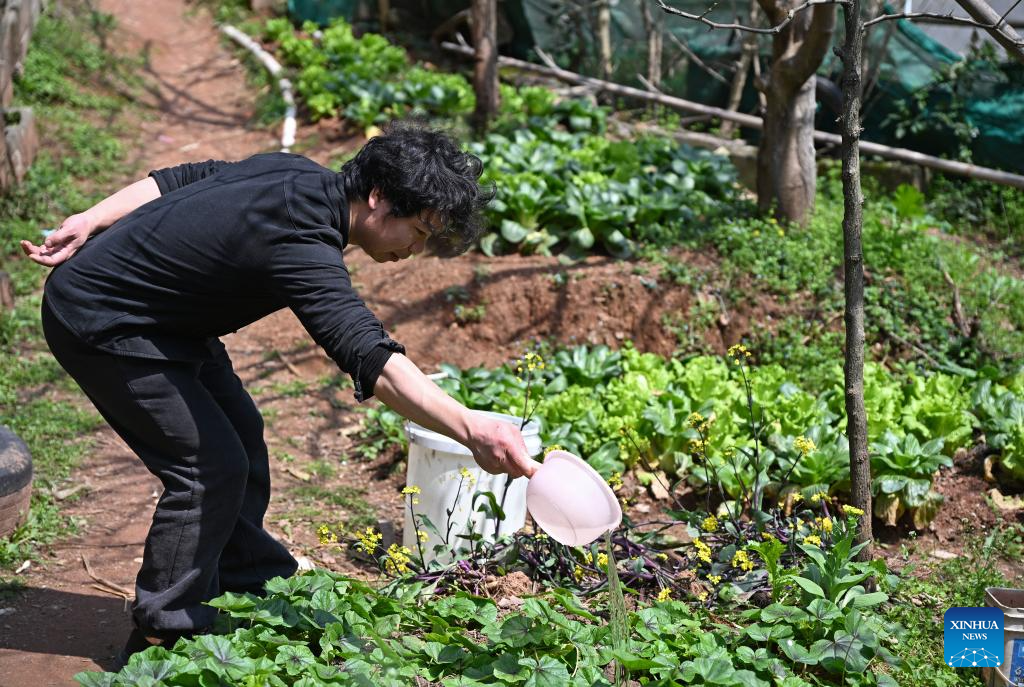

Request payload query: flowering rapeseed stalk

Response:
[402,485,426,568]
[731,550,755,572]
[701,515,719,532]
[402,485,421,505]
[656,587,672,602]
[317,524,338,545]
[693,537,713,564]
[353,526,382,554]
[383,543,413,576]
[793,436,816,456]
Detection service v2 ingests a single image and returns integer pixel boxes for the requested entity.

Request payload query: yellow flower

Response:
[656,587,672,602]
[687,412,705,428]
[317,524,338,545]
[353,526,382,554]
[810,491,826,503]
[731,550,755,572]
[607,472,623,491]
[581,550,594,565]
[819,517,834,534]
[535,532,548,540]
[597,552,608,567]
[803,534,823,546]
[791,492,804,504]
[793,436,816,456]
[382,543,413,575]
[573,565,584,581]
[696,590,709,602]
[708,574,722,585]
[544,444,564,455]
[761,532,777,541]
[701,515,719,533]
[402,485,422,495]
[842,504,865,517]
[694,537,713,564]
[656,552,669,562]
[417,530,429,543]
[458,466,477,486]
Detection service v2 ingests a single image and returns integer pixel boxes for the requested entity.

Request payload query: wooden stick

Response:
[449,42,1024,189]
[81,553,133,598]
[275,350,303,378]
[941,268,972,338]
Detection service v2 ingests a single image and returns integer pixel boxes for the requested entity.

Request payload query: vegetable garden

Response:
[2,2,1023,686]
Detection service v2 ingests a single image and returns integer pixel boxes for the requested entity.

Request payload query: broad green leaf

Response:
[520,655,570,687]
[760,603,810,624]
[501,219,529,243]
[849,590,888,608]
[792,576,826,599]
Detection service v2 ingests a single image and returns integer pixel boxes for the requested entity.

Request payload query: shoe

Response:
[112,627,188,672]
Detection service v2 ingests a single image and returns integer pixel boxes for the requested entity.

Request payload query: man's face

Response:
[360,190,441,263]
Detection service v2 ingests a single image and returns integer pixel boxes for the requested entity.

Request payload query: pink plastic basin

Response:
[526,449,622,546]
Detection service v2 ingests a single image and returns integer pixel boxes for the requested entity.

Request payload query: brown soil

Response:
[1,2,1022,684]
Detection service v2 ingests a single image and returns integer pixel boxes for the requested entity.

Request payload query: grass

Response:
[285,483,377,529]
[885,520,1024,687]
[0,4,138,573]
[650,167,1024,389]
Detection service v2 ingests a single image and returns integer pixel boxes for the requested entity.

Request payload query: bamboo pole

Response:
[441,41,1024,190]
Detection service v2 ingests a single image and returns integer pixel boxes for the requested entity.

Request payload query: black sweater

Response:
[43,152,404,401]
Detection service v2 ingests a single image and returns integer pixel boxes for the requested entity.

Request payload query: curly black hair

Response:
[338,121,495,257]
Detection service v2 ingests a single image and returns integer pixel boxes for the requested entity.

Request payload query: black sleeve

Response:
[263,233,405,402]
[148,159,236,195]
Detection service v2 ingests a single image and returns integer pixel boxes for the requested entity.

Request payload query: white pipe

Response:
[220,24,297,152]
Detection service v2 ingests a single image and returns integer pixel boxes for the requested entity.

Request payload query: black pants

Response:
[41,299,297,637]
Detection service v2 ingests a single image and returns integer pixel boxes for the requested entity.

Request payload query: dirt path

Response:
[0,1,285,681]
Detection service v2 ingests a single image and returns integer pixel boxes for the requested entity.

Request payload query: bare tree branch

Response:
[952,0,1024,63]
[864,10,1015,29]
[664,29,731,83]
[998,0,1024,26]
[656,0,847,33]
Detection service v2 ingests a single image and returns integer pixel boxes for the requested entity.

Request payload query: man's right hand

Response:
[20,212,97,267]
[466,416,541,479]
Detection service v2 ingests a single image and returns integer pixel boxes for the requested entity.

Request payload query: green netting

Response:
[288,0,1024,173]
[288,0,360,24]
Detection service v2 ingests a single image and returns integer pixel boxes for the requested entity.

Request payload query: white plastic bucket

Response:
[983,587,1024,687]
[402,410,541,564]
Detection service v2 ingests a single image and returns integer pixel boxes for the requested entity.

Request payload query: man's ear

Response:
[368,187,381,210]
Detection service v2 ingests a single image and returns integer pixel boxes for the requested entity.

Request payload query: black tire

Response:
[0,425,32,538]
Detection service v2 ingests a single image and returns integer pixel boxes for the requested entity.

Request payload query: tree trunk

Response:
[640,0,663,89]
[839,0,873,560]
[719,3,760,139]
[754,1,836,224]
[471,0,499,133]
[597,0,613,81]
[756,71,817,222]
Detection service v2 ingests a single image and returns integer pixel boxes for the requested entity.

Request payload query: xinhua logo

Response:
[943,607,1004,668]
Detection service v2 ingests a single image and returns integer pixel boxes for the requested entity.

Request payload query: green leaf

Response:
[570,226,595,249]
[778,638,819,665]
[501,219,529,243]
[792,576,826,599]
[492,653,529,682]
[520,655,570,687]
[849,590,888,608]
[761,603,810,624]
[479,233,500,257]
[806,598,843,624]
[690,656,736,684]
